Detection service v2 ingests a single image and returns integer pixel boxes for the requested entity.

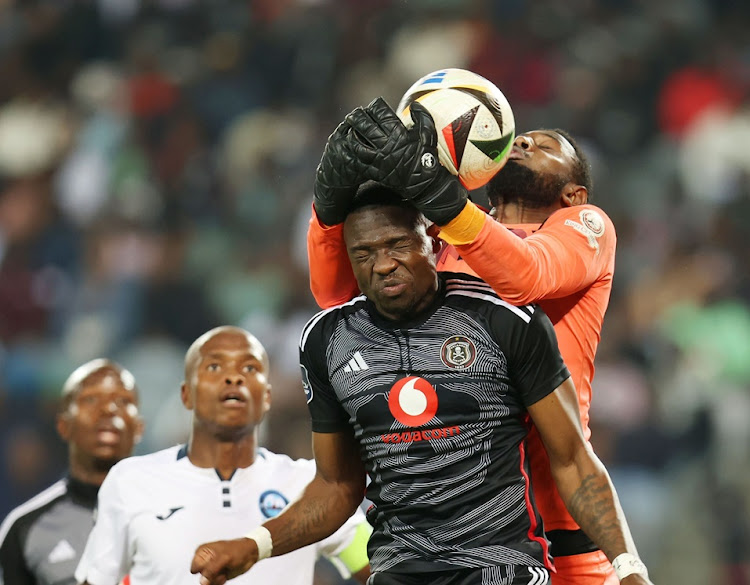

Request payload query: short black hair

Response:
[350,181,416,214]
[547,128,594,197]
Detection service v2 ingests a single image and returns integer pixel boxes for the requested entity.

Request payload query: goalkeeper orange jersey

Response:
[307,203,616,534]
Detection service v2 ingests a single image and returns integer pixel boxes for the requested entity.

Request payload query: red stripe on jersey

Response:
[519,440,554,571]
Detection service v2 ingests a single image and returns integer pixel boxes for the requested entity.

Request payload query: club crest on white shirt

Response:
[259,490,289,518]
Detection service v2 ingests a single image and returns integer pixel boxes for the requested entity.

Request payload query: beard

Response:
[487,161,569,209]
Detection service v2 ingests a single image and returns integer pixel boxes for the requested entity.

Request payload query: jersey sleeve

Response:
[74,466,130,585]
[497,305,571,407]
[299,312,351,433]
[453,204,616,304]
[315,506,372,578]
[307,204,360,309]
[0,518,36,585]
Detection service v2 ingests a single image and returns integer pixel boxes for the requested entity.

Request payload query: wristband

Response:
[612,553,648,581]
[244,526,273,561]
[437,201,487,246]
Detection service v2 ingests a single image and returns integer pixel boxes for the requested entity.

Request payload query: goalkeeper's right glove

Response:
[344,98,469,226]
[313,114,372,226]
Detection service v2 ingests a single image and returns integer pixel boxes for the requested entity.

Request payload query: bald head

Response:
[61,359,137,410]
[184,326,269,384]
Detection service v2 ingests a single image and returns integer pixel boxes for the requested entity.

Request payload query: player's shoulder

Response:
[442,272,537,325]
[0,479,68,544]
[256,448,316,478]
[299,295,367,351]
[108,445,183,479]
[542,204,616,253]
[546,204,615,233]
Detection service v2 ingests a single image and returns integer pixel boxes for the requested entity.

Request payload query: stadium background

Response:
[0,1,748,583]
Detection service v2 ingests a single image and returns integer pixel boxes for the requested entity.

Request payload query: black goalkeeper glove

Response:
[313,113,372,226]
[345,97,468,226]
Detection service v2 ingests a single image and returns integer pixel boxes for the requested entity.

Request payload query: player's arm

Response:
[527,379,652,585]
[0,518,37,585]
[440,202,615,304]
[190,429,367,585]
[307,205,360,308]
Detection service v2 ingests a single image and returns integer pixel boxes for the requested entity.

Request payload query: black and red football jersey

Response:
[299,272,570,575]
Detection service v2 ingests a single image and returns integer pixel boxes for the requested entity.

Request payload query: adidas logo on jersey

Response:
[47,539,76,564]
[343,351,369,373]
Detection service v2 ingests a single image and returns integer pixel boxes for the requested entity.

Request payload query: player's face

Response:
[489,130,578,208]
[344,205,440,321]
[59,368,142,466]
[183,331,271,433]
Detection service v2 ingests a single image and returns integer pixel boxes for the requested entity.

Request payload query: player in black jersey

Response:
[192,186,652,585]
[0,359,142,585]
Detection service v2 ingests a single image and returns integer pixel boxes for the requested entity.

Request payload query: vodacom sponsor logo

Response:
[383,376,459,444]
[388,376,438,426]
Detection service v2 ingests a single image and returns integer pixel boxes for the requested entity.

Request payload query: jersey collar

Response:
[67,475,100,508]
[365,277,446,330]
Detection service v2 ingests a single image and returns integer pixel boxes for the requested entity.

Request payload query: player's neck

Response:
[68,462,109,487]
[491,201,555,225]
[69,449,118,486]
[187,430,258,479]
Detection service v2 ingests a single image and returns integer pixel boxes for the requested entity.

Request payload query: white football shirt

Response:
[74,445,367,585]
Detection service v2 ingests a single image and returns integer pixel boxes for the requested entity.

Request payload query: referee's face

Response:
[344,204,440,321]
[59,367,142,467]
[183,329,272,436]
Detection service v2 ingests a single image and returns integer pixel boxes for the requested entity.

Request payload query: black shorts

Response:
[367,566,550,585]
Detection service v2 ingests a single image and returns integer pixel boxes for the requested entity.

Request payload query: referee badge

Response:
[440,336,476,369]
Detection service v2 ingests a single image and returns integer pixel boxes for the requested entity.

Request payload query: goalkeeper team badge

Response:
[259,490,289,518]
[580,209,605,236]
[440,336,476,369]
[564,208,605,251]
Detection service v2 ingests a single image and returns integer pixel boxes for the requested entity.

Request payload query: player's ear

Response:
[56,413,71,441]
[180,382,194,410]
[427,223,442,254]
[263,384,272,415]
[561,184,587,207]
[133,415,145,444]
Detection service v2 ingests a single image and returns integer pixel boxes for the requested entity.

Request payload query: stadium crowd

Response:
[0,1,748,583]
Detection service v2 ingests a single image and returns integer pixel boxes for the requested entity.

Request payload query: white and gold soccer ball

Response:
[397,68,515,191]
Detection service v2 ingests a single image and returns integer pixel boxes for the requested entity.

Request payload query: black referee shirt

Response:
[299,273,570,575]
[0,476,98,585]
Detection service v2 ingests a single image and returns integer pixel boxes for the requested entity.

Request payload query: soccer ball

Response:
[397,68,515,191]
